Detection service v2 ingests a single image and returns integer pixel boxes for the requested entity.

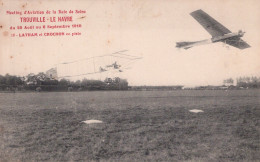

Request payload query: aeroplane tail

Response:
[176,41,195,49]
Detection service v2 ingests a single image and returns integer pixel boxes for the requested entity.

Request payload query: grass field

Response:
[0,90,259,161]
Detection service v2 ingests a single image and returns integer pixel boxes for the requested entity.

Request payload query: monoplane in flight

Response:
[176,9,250,50]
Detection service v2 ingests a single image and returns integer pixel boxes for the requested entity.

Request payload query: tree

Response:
[59,79,70,86]
[4,74,23,86]
[0,75,6,85]
[223,78,234,86]
[26,73,37,85]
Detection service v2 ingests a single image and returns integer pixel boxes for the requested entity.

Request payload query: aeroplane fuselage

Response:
[176,30,245,50]
[212,30,245,42]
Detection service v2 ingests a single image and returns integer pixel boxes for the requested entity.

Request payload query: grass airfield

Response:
[0,90,259,161]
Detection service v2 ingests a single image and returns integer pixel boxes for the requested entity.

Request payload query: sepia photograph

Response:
[0,0,259,161]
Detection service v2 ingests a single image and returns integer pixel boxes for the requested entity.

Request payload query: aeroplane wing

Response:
[221,37,250,49]
[190,9,231,37]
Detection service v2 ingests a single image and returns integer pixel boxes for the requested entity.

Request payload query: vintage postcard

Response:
[0,0,259,161]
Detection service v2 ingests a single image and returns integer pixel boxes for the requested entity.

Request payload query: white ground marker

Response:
[82,120,103,124]
[189,109,204,113]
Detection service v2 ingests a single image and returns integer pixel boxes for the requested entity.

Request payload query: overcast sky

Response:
[0,0,260,86]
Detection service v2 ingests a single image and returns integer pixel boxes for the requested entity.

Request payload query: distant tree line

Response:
[222,76,260,88]
[0,73,128,92]
[236,76,260,88]
[1,73,259,92]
